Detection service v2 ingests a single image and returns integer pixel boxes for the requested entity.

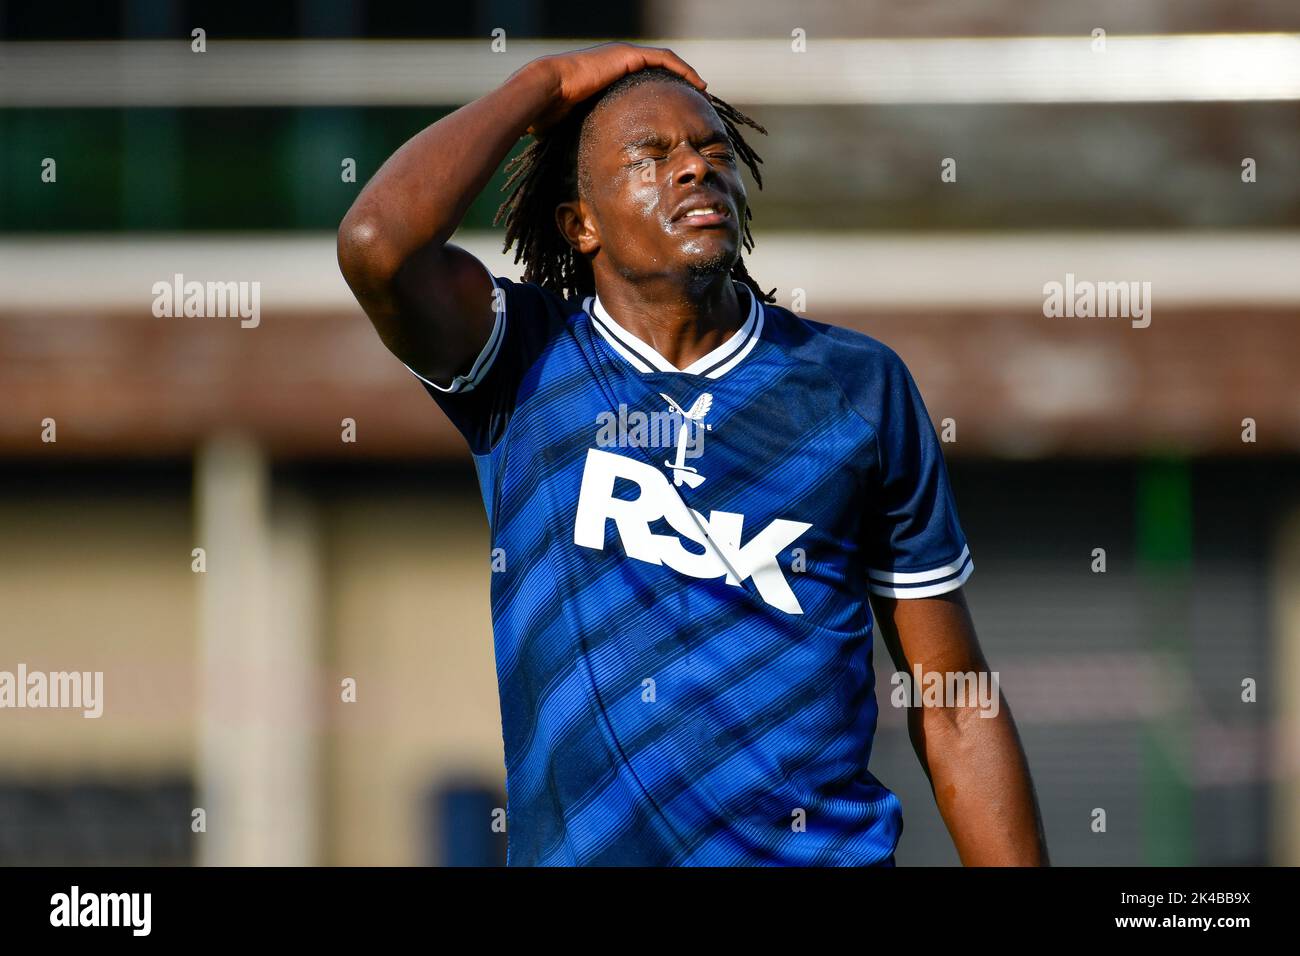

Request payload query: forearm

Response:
[339,61,555,277]
[912,696,1049,865]
[334,43,707,379]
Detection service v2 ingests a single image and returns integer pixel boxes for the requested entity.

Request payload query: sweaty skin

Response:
[555,81,749,370]
[336,41,1050,866]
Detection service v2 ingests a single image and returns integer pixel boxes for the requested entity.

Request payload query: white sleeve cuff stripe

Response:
[867,555,973,599]
[866,544,970,584]
[404,266,506,394]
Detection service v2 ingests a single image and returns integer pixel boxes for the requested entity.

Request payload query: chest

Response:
[499,353,880,616]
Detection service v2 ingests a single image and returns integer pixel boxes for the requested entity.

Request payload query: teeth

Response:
[685,207,717,217]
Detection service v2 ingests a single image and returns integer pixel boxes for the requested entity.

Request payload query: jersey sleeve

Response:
[861,348,973,599]
[400,266,556,456]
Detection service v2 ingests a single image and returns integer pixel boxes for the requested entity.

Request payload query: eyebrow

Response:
[622,130,731,152]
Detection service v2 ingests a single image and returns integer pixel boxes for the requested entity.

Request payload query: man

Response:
[337,42,1048,866]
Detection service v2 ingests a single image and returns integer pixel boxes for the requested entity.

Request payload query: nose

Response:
[672,146,711,187]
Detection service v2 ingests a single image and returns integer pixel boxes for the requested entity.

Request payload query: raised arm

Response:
[335,43,707,386]
[872,589,1050,866]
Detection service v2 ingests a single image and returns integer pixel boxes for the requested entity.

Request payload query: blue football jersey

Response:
[404,263,973,866]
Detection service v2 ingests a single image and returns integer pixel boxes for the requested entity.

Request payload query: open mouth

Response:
[672,205,731,228]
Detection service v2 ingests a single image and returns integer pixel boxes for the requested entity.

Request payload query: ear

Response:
[555,199,601,257]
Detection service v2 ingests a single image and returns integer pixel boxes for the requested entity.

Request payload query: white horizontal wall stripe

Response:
[4,232,1298,311]
[3,35,1297,106]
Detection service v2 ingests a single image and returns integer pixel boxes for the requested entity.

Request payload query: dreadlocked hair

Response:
[494,67,776,304]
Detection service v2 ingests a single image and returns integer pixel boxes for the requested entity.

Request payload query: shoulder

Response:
[491,274,588,352]
[760,304,919,422]
[494,274,581,323]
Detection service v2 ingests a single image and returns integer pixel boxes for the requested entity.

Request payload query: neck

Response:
[592,271,743,371]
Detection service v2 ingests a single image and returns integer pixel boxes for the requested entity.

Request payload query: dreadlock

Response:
[494,67,776,304]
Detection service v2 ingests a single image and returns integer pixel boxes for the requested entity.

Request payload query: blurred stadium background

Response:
[1,1,1298,865]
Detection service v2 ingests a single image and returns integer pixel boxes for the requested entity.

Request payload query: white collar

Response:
[585,281,763,379]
